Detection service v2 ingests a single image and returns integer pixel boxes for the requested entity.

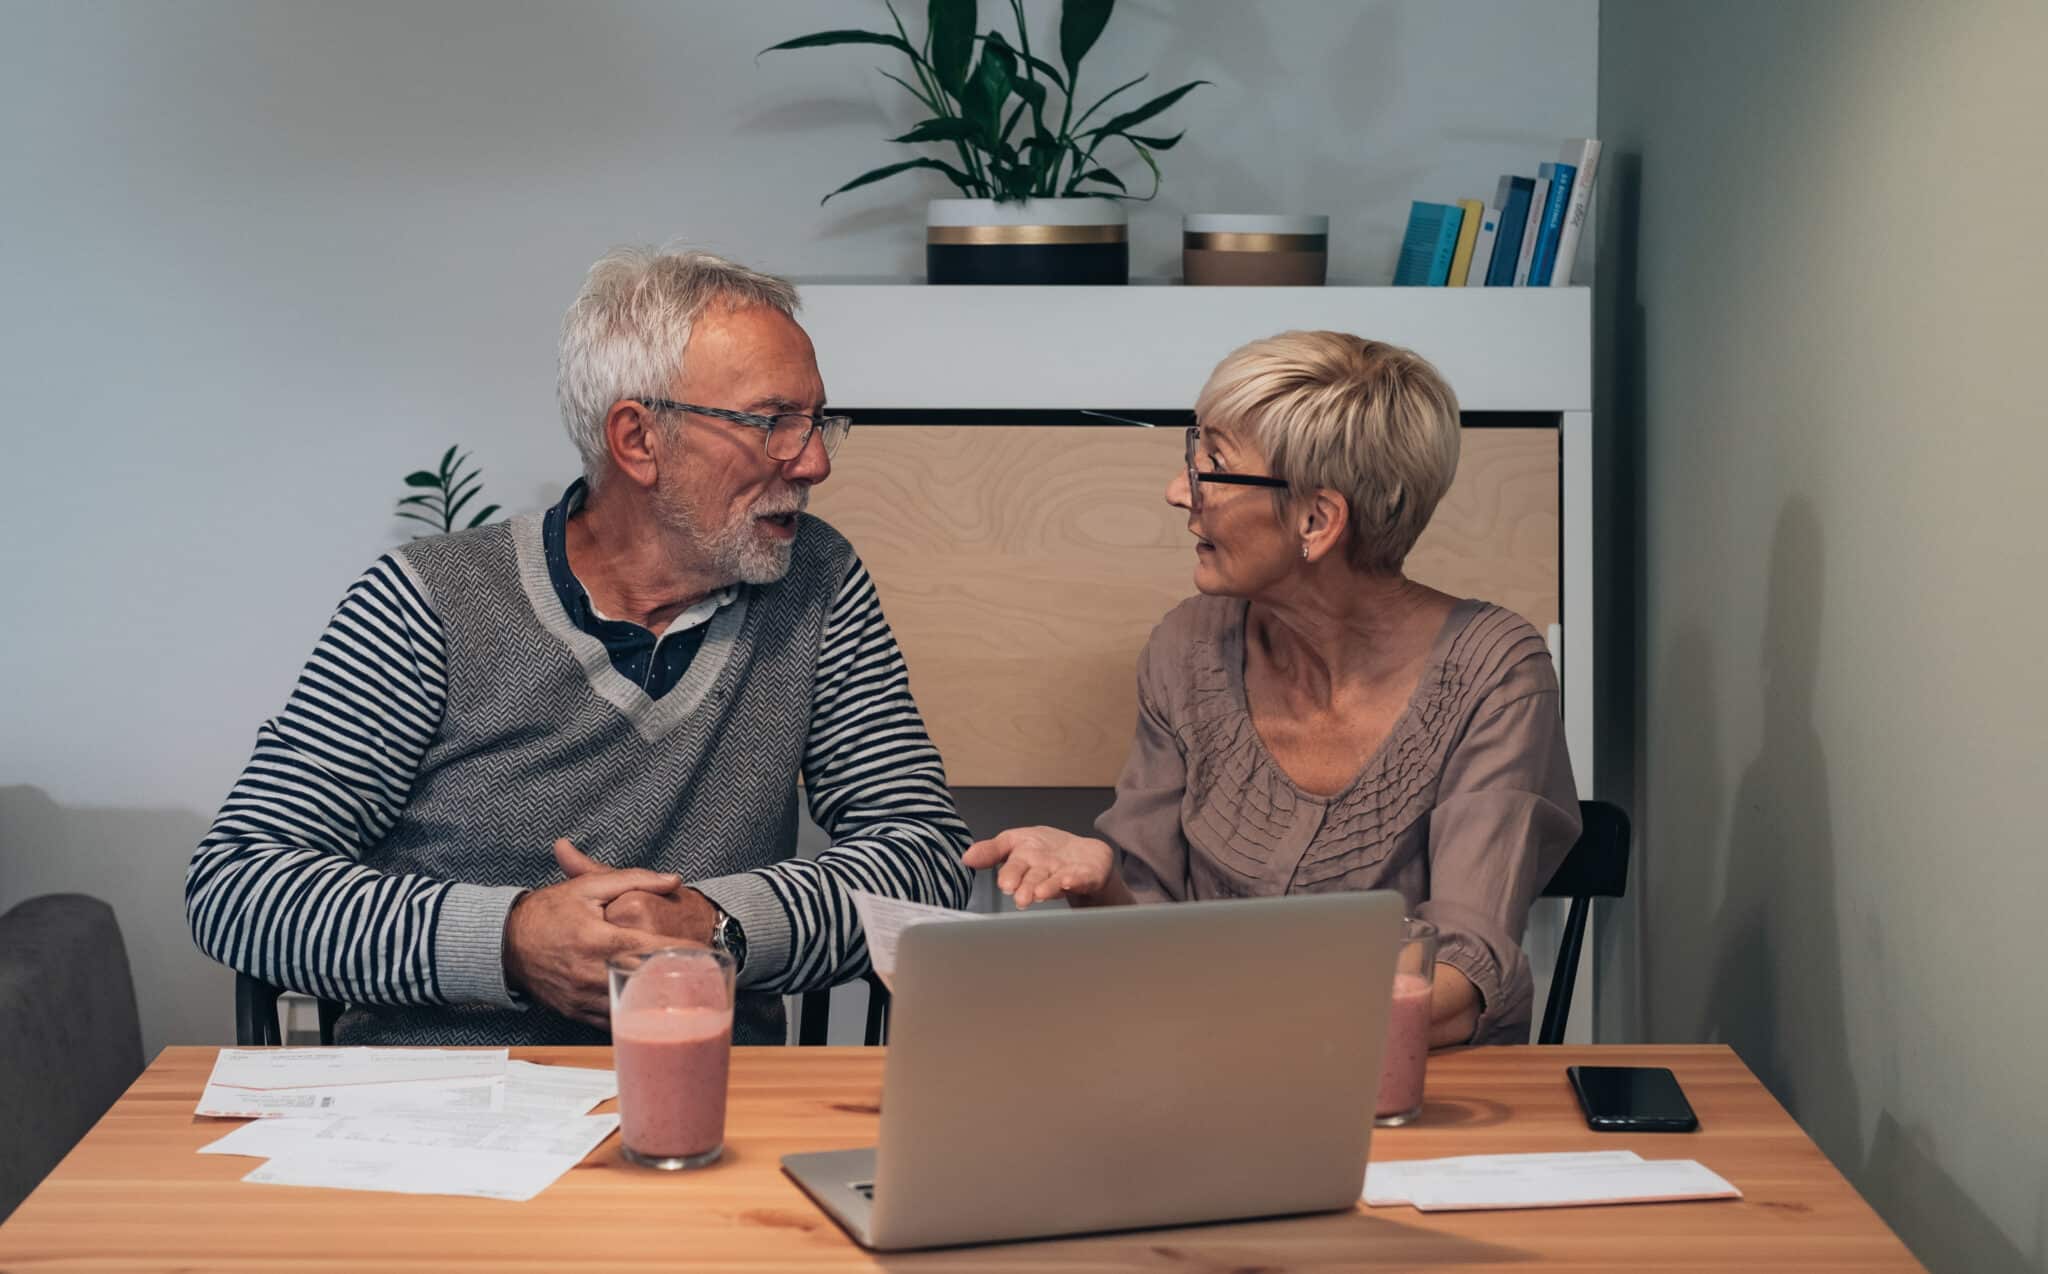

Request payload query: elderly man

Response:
[187,248,973,1045]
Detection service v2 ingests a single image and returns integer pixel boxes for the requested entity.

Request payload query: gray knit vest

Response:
[332,510,852,1047]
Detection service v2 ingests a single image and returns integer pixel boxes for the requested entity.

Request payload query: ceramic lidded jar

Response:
[1182,214,1329,286]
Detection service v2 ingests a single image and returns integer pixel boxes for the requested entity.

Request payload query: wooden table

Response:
[0,1044,1919,1271]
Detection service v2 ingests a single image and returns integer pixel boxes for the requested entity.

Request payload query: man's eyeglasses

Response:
[1185,425,1289,512]
[633,399,852,461]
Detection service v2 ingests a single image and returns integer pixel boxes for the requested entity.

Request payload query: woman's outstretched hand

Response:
[962,826,1127,908]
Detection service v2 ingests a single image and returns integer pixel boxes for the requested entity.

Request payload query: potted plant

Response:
[765,0,1206,285]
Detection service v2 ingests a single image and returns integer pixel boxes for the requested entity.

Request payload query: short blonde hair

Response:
[1194,331,1461,573]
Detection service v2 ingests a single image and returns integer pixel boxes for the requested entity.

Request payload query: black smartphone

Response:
[1566,1065,1700,1132]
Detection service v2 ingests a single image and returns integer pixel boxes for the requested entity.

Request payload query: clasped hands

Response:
[500,838,717,1027]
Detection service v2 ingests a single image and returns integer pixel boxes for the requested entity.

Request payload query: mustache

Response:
[752,489,810,518]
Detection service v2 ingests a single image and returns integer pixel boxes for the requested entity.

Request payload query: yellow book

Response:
[1447,198,1485,286]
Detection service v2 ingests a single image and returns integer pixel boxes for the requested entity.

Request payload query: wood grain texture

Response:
[0,1045,1919,1271]
[808,425,1560,786]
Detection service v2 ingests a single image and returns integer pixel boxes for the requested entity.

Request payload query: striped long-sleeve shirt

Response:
[186,514,973,1018]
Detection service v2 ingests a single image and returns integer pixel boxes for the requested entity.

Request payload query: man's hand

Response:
[502,851,682,1027]
[551,838,719,944]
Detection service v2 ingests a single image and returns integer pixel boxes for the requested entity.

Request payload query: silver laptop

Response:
[782,891,1403,1250]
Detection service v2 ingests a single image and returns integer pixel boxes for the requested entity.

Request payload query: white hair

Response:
[556,246,801,482]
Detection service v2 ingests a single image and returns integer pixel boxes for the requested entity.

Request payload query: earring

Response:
[1300,543,1310,561]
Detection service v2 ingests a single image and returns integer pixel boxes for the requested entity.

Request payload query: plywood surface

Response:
[808,425,1559,786]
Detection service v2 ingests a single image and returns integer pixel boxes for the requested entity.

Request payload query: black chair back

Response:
[1,895,145,1221]
[798,970,891,1046]
[235,973,341,1046]
[1535,799,1631,1045]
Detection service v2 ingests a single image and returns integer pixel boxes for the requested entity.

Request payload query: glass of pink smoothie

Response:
[1374,917,1438,1126]
[608,946,737,1170]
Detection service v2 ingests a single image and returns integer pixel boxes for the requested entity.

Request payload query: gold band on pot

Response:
[1182,231,1328,253]
[928,224,1128,246]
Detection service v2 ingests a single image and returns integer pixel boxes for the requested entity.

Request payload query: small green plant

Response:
[396,446,500,537]
[764,0,1206,204]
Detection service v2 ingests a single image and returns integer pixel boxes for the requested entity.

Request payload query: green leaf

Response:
[1058,0,1114,80]
[821,156,978,203]
[438,445,458,479]
[404,471,441,488]
[1072,72,1146,130]
[1128,130,1184,150]
[1010,75,1047,114]
[1085,79,1207,139]
[877,69,942,114]
[1072,166,1126,190]
[448,486,482,521]
[465,504,502,530]
[396,494,438,507]
[962,33,1015,146]
[760,29,920,60]
[927,0,976,95]
[979,33,1066,92]
[888,117,982,145]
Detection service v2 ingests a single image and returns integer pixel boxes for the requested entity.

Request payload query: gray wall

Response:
[0,1,1596,1056]
[1598,2,2047,1270]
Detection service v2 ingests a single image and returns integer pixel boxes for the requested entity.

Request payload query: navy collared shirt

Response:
[541,480,737,700]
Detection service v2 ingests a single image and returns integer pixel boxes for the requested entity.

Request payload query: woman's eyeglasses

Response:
[1183,425,1289,512]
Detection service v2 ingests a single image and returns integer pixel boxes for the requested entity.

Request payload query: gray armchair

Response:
[0,894,144,1222]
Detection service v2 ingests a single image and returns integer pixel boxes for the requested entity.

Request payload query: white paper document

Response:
[1365,1151,1740,1212]
[196,1048,509,1118]
[1366,1151,1643,1206]
[216,1111,620,1202]
[846,889,982,990]
[502,1060,617,1116]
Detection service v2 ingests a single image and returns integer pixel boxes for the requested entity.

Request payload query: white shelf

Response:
[797,284,1590,414]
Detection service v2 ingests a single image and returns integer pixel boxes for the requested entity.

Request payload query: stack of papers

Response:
[196,1049,621,1201]
[847,889,983,990]
[1365,1151,1742,1212]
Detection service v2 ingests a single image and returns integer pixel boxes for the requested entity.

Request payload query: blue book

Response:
[1393,201,1466,286]
[1486,176,1535,286]
[1530,161,1577,286]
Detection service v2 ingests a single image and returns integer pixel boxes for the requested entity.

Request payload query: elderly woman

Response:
[964,331,1580,1046]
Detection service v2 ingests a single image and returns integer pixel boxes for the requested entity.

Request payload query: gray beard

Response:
[655,482,806,586]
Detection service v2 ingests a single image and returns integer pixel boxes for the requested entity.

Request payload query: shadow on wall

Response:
[1699,498,1863,1164]
[1863,1111,2037,1274]
[0,787,226,1057]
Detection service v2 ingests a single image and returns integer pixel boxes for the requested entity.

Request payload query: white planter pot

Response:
[926,198,1128,285]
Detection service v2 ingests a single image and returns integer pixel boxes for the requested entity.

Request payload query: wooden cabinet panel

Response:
[808,426,1557,787]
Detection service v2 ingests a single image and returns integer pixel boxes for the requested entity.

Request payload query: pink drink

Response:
[613,1005,733,1162]
[1375,972,1433,1121]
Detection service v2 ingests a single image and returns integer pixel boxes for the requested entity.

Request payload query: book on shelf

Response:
[1464,206,1500,288]
[1511,173,1549,285]
[1392,136,1600,287]
[1486,176,1535,286]
[1549,137,1602,286]
[1530,161,1575,286]
[1447,198,1486,286]
[1393,201,1466,286]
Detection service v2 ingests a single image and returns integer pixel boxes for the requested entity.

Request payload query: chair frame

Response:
[1534,799,1631,1045]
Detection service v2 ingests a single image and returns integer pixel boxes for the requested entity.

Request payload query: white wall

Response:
[0,0,1595,1055]
[1598,2,2048,1270]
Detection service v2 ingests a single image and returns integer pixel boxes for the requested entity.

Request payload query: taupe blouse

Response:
[1095,595,1581,1044]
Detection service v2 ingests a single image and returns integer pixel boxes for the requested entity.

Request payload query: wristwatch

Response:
[711,905,747,975]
